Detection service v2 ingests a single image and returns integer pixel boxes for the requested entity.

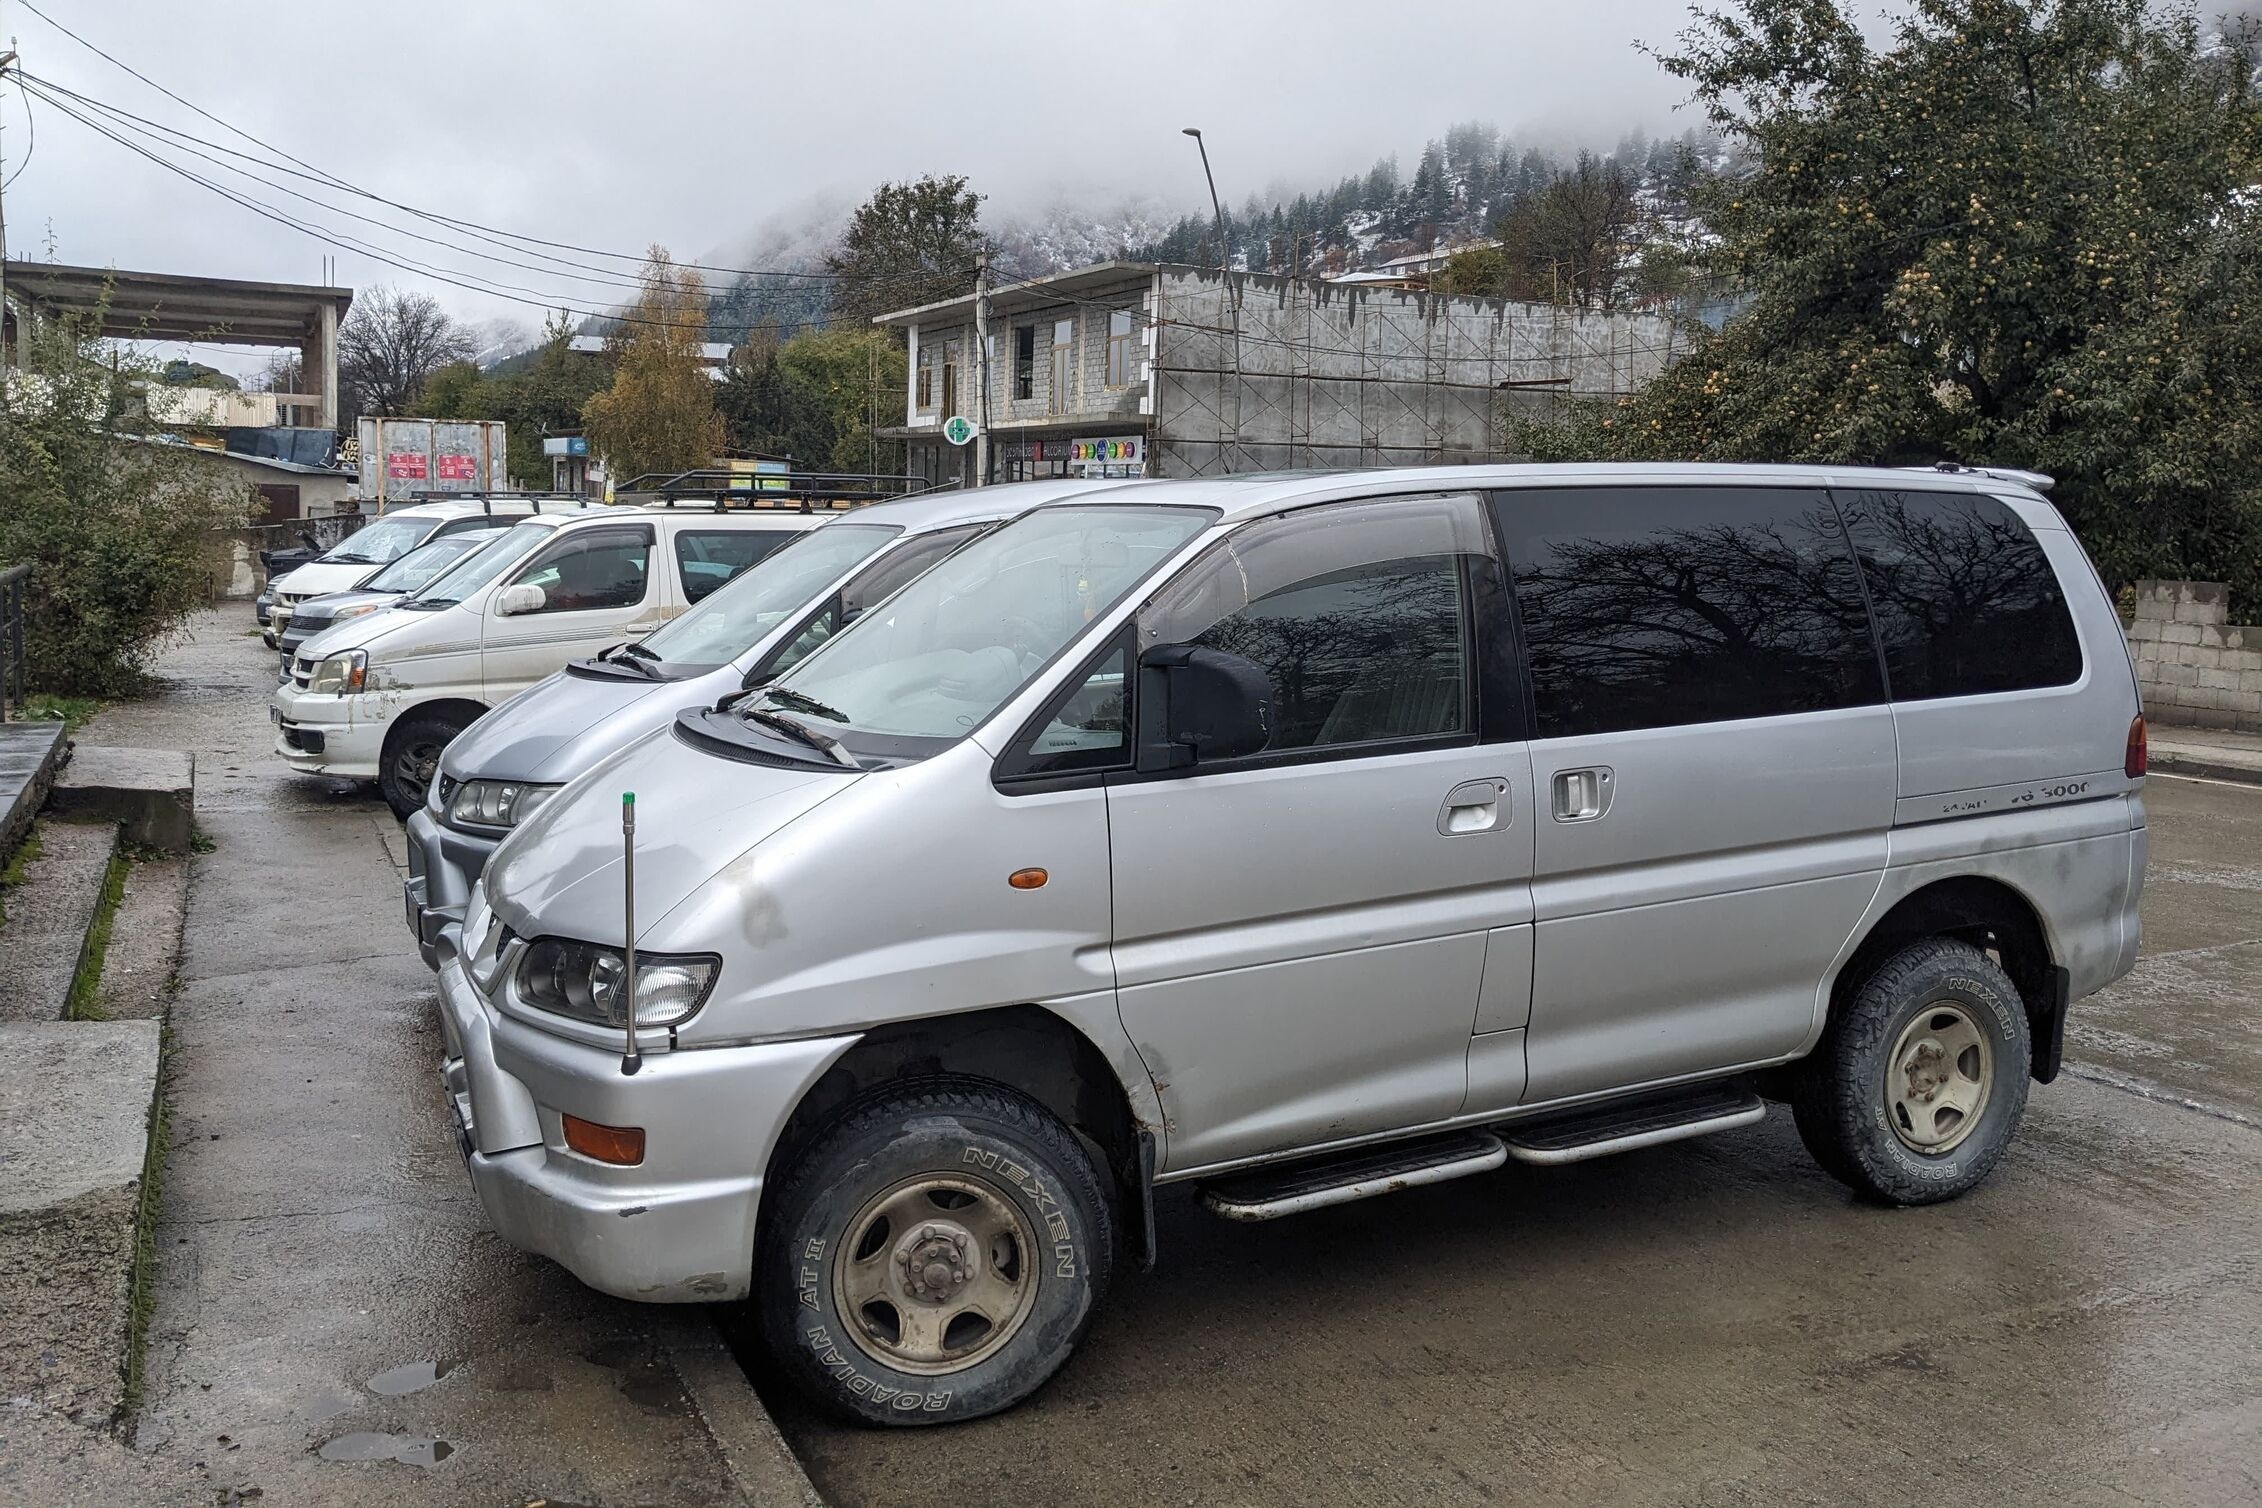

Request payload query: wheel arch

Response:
[762,1003,1157,1269]
[1827,874,2065,1082]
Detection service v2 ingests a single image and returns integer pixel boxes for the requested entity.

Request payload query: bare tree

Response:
[338,285,475,421]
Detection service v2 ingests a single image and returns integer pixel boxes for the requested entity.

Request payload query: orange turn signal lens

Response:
[562,1114,645,1166]
[1008,867,1049,890]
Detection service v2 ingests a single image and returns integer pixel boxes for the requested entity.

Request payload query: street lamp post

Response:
[1182,127,1242,474]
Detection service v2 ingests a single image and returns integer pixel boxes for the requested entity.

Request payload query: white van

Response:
[272,503,822,816]
[261,498,542,647]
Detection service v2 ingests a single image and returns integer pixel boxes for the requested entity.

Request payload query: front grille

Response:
[290,656,314,690]
[435,774,459,811]
[281,723,325,754]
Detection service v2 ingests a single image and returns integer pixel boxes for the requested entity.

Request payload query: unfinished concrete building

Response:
[873,261,1683,487]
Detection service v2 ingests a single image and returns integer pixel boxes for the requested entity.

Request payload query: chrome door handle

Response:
[1551,767,1613,823]
[1438,778,1511,836]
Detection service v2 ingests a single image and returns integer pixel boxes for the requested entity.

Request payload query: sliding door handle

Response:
[1551,767,1613,823]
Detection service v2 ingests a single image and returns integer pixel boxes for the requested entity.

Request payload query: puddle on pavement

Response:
[366,1359,454,1396]
[316,1431,456,1467]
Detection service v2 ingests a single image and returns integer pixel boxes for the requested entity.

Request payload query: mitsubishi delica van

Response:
[402,478,1136,967]
[273,503,818,817]
[260,497,538,647]
[438,464,2146,1426]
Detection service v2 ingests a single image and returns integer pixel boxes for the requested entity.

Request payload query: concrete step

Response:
[0,720,68,863]
[0,822,122,1024]
[0,1017,163,1421]
[49,746,196,853]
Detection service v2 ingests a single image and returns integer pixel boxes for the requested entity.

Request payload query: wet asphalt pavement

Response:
[770,784,2262,1506]
[43,609,2262,1507]
[58,612,806,1508]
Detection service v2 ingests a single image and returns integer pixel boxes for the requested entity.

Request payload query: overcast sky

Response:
[5,0,1730,369]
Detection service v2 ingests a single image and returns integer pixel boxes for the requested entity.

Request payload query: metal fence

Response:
[0,564,28,721]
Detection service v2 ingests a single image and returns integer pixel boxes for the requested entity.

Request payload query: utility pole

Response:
[0,42,16,372]
[1183,128,1242,474]
[970,253,992,488]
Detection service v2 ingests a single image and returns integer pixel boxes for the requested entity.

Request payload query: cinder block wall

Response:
[2128,580,2262,732]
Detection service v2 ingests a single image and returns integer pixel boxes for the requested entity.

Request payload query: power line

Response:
[3,75,35,192]
[23,79,966,340]
[12,0,839,284]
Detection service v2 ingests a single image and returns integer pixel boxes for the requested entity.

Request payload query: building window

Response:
[941,349,958,419]
[1050,317,1075,414]
[1013,325,1036,401]
[915,356,933,410]
[1106,309,1136,387]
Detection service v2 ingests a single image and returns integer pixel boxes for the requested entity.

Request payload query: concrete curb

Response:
[662,1312,828,1507]
[2151,751,2262,787]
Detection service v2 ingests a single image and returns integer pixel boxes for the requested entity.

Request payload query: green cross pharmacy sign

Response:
[941,415,979,446]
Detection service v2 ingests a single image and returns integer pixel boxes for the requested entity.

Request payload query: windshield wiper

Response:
[764,685,851,724]
[743,708,860,769]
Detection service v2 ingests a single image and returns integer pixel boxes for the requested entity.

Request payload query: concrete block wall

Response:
[2128,580,2262,732]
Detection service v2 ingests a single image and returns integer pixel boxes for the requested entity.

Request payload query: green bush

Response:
[0,307,251,695]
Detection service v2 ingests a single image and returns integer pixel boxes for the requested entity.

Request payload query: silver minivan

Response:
[437,465,2147,1426]
[402,479,1131,965]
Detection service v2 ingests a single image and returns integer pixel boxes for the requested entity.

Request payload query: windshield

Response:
[402,520,554,608]
[642,523,900,668]
[322,514,432,566]
[362,531,500,595]
[736,504,1213,754]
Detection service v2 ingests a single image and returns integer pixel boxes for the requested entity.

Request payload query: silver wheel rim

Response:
[831,1173,1040,1377]
[1886,1001,1994,1155]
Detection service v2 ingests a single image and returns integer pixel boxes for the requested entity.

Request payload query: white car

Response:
[263,498,541,646]
[272,503,821,816]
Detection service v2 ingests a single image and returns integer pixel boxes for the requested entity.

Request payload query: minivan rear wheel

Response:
[756,1079,1114,1426]
[1793,937,2031,1205]
[377,709,470,821]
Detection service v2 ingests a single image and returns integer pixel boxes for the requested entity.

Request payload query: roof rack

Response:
[612,469,940,514]
[399,489,586,518]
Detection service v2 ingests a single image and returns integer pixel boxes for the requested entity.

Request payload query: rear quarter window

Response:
[1495,486,1883,739]
[1835,490,2083,699]
[675,528,795,603]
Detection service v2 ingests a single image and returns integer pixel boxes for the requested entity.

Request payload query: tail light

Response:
[2125,714,2147,779]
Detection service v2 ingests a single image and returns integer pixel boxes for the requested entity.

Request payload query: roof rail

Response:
[1915,462,2055,493]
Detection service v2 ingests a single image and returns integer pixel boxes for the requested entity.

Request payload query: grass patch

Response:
[119,1036,172,1422]
[63,845,130,1022]
[188,825,216,855]
[20,692,105,734]
[0,826,41,927]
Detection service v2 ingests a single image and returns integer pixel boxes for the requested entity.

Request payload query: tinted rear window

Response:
[1496,487,1883,739]
[1836,490,2083,699]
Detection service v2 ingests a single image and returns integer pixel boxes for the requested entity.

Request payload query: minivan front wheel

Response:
[1793,937,2032,1205]
[377,709,470,821]
[758,1081,1114,1426]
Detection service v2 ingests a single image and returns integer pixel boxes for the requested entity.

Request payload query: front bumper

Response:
[271,686,389,780]
[405,807,499,969]
[434,933,857,1303]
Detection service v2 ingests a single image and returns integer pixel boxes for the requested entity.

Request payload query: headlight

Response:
[332,602,382,623]
[447,779,562,830]
[307,650,367,695]
[515,939,718,1029]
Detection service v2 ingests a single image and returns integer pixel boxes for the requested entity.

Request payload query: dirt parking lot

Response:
[764,776,2262,1508]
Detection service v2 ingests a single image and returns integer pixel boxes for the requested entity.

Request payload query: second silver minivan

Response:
[436,464,2147,1427]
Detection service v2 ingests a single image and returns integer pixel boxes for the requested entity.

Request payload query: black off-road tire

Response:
[757,1079,1115,1427]
[377,708,471,821]
[1793,937,2032,1205]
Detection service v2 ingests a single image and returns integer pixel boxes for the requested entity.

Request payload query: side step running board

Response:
[1500,1085,1766,1166]
[1199,1130,1507,1222]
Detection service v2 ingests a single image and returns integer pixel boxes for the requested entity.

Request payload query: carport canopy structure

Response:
[3,261,352,428]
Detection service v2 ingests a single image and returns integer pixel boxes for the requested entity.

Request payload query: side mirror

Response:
[298,529,319,550]
[1141,643,1273,767]
[497,582,546,616]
